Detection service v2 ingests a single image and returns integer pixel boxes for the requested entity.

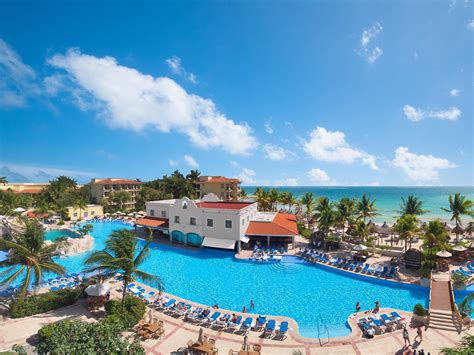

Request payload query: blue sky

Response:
[0,0,472,186]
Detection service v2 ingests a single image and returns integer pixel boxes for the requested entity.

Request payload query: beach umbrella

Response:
[436,250,452,258]
[85,283,111,296]
[452,245,467,252]
[197,327,204,344]
[352,244,368,251]
[13,207,26,213]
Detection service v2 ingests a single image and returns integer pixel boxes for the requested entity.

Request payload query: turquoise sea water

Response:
[245,186,474,223]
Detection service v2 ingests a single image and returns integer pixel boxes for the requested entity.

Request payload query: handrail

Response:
[447,274,463,334]
[427,273,433,327]
[318,314,330,346]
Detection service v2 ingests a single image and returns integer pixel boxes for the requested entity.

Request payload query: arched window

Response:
[182,201,188,209]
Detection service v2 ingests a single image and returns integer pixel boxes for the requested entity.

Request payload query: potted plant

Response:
[412,303,429,326]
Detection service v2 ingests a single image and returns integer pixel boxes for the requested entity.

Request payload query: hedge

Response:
[104,295,146,330]
[9,286,85,318]
[37,319,144,354]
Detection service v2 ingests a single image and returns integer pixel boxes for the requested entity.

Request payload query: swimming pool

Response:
[44,229,80,241]
[52,221,433,338]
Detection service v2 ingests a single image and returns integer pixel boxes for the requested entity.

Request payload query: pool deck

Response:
[1,279,472,354]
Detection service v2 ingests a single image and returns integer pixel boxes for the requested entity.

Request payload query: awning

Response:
[202,237,236,250]
[241,236,250,243]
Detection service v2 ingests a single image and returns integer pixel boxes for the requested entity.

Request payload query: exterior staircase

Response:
[428,273,463,333]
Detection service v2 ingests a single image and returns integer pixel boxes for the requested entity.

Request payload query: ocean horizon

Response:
[243,186,474,224]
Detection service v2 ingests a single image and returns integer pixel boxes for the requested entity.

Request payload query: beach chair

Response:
[162,299,176,310]
[390,311,405,321]
[228,316,242,330]
[264,319,276,337]
[277,321,288,339]
[241,317,253,333]
[387,266,397,278]
[467,264,474,272]
[361,263,369,273]
[369,317,385,334]
[349,262,357,271]
[380,266,389,277]
[187,307,203,322]
[255,315,267,330]
[215,314,231,328]
[206,311,221,325]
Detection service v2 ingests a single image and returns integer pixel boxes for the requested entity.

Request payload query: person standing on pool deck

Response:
[414,325,423,342]
[402,325,411,347]
[250,299,255,310]
[355,302,361,312]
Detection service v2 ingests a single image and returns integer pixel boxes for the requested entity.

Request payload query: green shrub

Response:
[297,222,312,239]
[10,286,85,318]
[37,319,144,354]
[104,295,146,330]
[57,220,65,226]
[413,303,428,316]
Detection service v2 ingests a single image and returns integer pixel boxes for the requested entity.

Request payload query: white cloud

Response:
[263,144,290,161]
[264,120,273,134]
[367,181,380,186]
[403,105,461,122]
[48,49,257,155]
[450,89,461,97]
[358,23,383,64]
[468,20,474,30]
[166,55,197,84]
[229,160,239,168]
[168,159,178,167]
[302,126,378,170]
[0,38,39,108]
[183,154,199,168]
[238,168,256,184]
[307,168,334,185]
[284,121,294,129]
[392,147,456,183]
[0,162,96,183]
[274,178,299,186]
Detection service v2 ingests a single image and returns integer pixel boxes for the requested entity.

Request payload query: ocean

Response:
[243,186,474,224]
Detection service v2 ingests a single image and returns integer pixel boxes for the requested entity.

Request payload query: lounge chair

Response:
[369,317,385,334]
[277,321,288,338]
[228,316,242,330]
[380,266,389,277]
[255,315,267,330]
[467,264,474,272]
[380,314,393,324]
[162,299,176,309]
[349,262,357,271]
[206,311,221,325]
[241,317,253,333]
[390,311,405,321]
[187,307,203,322]
[264,319,276,337]
[387,266,397,278]
[361,263,369,273]
[215,314,231,328]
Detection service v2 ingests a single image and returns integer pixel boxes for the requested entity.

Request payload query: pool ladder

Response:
[316,315,330,346]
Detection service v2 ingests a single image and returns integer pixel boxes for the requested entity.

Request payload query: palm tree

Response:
[357,194,379,222]
[393,214,419,251]
[185,169,201,182]
[442,193,474,242]
[300,192,315,227]
[73,197,88,221]
[288,193,298,213]
[268,188,280,211]
[0,176,7,184]
[399,195,428,216]
[239,188,248,200]
[0,220,65,300]
[352,220,371,243]
[336,197,356,239]
[255,188,270,211]
[314,197,335,235]
[111,191,132,211]
[279,191,291,211]
[85,229,162,308]
[421,220,448,269]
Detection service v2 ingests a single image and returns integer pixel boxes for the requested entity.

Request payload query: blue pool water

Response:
[44,229,80,241]
[52,221,433,338]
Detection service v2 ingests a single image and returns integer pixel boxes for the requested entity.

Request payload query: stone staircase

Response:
[429,309,459,332]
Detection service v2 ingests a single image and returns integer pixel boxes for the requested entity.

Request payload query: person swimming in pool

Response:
[356,302,361,312]
[250,299,255,310]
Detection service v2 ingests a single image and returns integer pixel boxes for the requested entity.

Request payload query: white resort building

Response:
[135,195,298,252]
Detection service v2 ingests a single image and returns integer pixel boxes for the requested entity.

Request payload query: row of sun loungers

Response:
[358,312,406,336]
[303,251,398,278]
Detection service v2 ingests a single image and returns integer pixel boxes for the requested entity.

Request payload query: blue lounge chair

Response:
[264,319,276,336]
[207,311,221,324]
[390,311,405,321]
[162,299,176,309]
[349,262,357,271]
[369,317,383,328]
[380,266,389,277]
[256,315,267,329]
[241,317,253,332]
[50,286,59,291]
[228,315,242,330]
[277,321,289,337]
[380,314,393,324]
[467,264,474,272]
[387,266,397,278]
[361,263,369,273]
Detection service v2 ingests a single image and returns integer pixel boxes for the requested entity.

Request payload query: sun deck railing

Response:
[447,274,463,334]
[427,273,433,327]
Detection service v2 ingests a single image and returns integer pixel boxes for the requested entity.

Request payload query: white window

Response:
[150,209,155,217]
[175,216,180,223]
[190,217,196,225]
[182,201,188,209]
[207,219,213,227]
[161,210,167,218]
[225,220,232,229]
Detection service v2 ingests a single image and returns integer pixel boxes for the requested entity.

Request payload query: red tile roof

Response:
[198,176,240,183]
[196,201,254,210]
[93,179,142,185]
[27,211,49,218]
[135,217,169,229]
[246,213,298,236]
